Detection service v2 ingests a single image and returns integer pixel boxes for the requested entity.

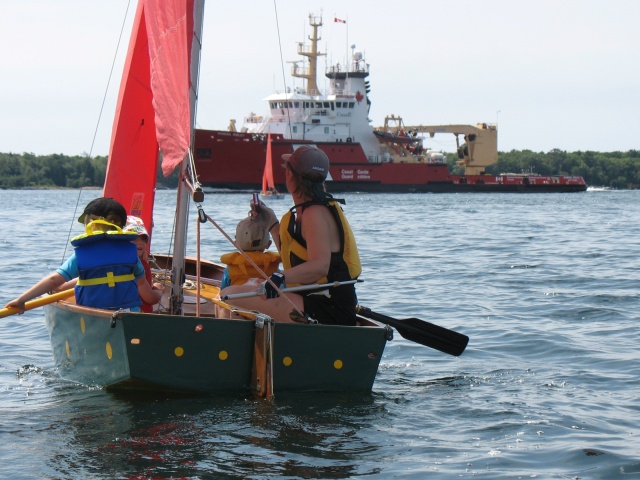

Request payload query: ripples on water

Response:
[1,189,639,479]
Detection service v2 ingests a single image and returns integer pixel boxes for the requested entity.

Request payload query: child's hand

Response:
[4,299,25,314]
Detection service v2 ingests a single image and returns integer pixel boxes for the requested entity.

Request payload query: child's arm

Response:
[4,272,67,313]
[138,278,163,306]
[56,278,78,292]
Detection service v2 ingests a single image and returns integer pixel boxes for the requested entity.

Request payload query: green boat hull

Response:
[43,302,389,396]
[270,322,387,392]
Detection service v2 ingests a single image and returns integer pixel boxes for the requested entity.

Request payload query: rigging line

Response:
[272,0,293,138]
[61,0,133,265]
[89,0,132,159]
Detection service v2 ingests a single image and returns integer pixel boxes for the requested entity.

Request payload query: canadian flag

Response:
[334,17,346,24]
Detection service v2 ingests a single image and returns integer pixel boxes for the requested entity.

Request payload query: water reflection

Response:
[44,387,384,479]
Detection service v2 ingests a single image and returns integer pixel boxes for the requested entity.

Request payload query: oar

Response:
[0,289,75,319]
[356,306,469,356]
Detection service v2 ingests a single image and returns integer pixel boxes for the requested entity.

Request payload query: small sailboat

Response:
[37,0,389,397]
[7,0,468,398]
[260,134,285,200]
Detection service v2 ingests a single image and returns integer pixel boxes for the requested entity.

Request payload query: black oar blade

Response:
[357,306,469,356]
[398,317,469,356]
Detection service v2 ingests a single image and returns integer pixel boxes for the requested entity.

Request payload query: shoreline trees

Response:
[1,149,639,189]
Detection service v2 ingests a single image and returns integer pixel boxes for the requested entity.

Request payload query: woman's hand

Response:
[252,203,279,231]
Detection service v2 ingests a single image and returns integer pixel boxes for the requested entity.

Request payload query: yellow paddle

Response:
[0,289,75,319]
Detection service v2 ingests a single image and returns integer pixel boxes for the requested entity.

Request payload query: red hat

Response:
[282,145,329,181]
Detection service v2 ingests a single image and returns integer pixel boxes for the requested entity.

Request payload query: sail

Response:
[103,0,194,237]
[145,0,193,177]
[262,133,274,192]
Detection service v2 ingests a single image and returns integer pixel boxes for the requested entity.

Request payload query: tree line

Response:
[1,149,639,189]
[0,152,179,189]
[482,149,640,189]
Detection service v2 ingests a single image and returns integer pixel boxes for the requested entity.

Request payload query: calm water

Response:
[1,189,639,479]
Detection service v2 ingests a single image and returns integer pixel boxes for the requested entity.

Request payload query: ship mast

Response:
[291,14,326,95]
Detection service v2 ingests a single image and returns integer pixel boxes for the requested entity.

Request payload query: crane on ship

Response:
[376,115,498,175]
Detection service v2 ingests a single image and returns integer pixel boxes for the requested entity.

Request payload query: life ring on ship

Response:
[346,137,352,143]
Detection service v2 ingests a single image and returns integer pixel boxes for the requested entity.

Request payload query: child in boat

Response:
[4,197,157,313]
[123,216,164,313]
[220,216,281,289]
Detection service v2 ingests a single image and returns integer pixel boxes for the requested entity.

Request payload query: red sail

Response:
[145,0,193,177]
[103,0,194,238]
[262,134,275,193]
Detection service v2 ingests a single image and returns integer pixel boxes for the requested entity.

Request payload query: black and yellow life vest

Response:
[219,251,281,286]
[279,200,361,286]
[71,220,140,310]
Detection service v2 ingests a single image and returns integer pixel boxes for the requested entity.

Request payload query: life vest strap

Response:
[77,272,135,288]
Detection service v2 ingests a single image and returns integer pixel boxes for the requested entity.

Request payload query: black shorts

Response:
[303,293,357,326]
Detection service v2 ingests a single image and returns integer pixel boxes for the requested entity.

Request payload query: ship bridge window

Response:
[349,102,355,108]
[336,102,342,108]
[323,102,330,108]
[312,119,320,124]
[315,102,322,108]
[270,102,277,109]
[294,101,300,108]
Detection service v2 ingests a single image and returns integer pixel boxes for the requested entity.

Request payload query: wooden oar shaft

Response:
[1,289,75,319]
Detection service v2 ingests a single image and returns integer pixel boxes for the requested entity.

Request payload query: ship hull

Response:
[194,130,588,193]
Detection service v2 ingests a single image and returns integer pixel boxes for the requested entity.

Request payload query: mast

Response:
[291,14,325,95]
[169,0,205,314]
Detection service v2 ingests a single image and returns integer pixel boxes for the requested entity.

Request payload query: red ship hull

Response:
[194,130,587,193]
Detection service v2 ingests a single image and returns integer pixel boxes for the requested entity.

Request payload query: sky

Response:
[1,0,639,157]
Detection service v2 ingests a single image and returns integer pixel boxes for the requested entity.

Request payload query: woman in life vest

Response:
[220,145,361,325]
[5,198,157,313]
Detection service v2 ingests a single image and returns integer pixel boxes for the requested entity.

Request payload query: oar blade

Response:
[357,306,469,356]
[399,317,469,356]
